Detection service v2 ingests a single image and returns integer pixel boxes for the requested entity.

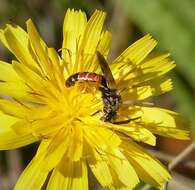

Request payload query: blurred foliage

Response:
[54,0,98,11]
[121,0,195,132]
[172,74,195,131]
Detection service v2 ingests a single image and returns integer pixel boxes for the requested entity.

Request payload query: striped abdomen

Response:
[65,72,107,88]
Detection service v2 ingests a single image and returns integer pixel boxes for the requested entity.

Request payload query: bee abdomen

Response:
[65,72,107,87]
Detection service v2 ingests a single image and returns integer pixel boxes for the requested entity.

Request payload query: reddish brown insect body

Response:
[65,72,107,88]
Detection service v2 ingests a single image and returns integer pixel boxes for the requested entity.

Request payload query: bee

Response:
[65,51,137,124]
[95,51,121,123]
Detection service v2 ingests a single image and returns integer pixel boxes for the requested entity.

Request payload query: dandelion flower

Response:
[0,9,189,190]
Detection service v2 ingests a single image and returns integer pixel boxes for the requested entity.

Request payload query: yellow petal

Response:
[0,81,40,102]
[126,126,156,145]
[27,105,53,123]
[12,60,45,90]
[84,123,121,151]
[97,30,112,57]
[66,125,83,161]
[105,122,156,146]
[111,34,157,78]
[47,48,65,90]
[141,107,177,127]
[26,19,53,78]
[78,10,106,72]
[0,112,38,150]
[0,98,32,118]
[14,155,49,190]
[108,148,139,189]
[42,128,69,170]
[121,140,171,188]
[0,25,39,72]
[139,107,190,139]
[30,113,65,136]
[12,60,63,102]
[62,9,87,64]
[34,139,50,158]
[80,10,106,54]
[0,111,19,131]
[0,60,20,82]
[62,9,111,74]
[0,61,42,102]
[118,53,175,83]
[139,53,175,81]
[47,159,88,190]
[121,78,173,101]
[86,143,113,187]
[90,30,112,72]
[10,119,31,135]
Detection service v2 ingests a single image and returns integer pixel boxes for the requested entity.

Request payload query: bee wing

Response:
[96,51,117,89]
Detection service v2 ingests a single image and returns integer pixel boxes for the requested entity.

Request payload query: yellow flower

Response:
[0,9,189,190]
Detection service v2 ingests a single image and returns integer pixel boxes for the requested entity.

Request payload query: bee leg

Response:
[113,117,141,124]
[91,110,101,116]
